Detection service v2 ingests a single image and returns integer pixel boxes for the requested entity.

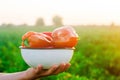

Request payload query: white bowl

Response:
[20,47,74,69]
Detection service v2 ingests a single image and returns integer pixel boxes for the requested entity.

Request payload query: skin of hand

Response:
[0,63,71,80]
[24,63,71,80]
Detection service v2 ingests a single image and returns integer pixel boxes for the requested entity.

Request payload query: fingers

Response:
[39,65,58,77]
[35,65,43,74]
[63,63,71,71]
[24,66,43,80]
[53,63,71,75]
[53,63,66,74]
[33,63,71,78]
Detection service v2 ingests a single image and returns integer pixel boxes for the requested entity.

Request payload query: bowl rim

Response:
[19,46,75,50]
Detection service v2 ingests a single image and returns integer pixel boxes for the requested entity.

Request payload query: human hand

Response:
[23,63,71,80]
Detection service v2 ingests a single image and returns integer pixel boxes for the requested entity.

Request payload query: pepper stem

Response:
[24,39,30,47]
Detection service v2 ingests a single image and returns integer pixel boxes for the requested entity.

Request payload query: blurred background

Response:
[0,0,120,80]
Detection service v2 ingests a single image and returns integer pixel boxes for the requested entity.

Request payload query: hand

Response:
[24,63,71,80]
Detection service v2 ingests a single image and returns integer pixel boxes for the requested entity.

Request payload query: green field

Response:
[0,25,120,80]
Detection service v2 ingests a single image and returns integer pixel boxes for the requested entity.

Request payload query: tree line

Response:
[0,15,63,27]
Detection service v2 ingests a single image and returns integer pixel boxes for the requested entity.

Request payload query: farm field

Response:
[0,25,120,80]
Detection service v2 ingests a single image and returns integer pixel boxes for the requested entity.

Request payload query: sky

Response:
[0,0,120,25]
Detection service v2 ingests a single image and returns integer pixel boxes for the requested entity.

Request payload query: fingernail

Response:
[61,63,66,66]
[53,65,58,69]
[38,65,43,68]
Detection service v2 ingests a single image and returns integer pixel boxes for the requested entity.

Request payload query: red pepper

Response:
[42,32,52,38]
[52,26,79,48]
[22,31,53,48]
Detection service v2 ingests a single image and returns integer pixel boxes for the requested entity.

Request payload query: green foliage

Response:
[0,26,120,80]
